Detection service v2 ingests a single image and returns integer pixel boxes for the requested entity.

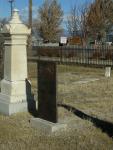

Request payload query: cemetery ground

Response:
[0,63,113,149]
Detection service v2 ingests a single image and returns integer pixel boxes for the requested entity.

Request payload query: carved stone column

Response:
[0,9,31,115]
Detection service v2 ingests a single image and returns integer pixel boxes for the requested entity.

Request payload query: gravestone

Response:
[30,61,67,134]
[0,9,30,115]
[38,61,57,123]
[105,67,111,77]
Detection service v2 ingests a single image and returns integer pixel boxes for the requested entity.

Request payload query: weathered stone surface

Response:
[0,9,30,115]
[30,118,67,134]
[0,96,27,115]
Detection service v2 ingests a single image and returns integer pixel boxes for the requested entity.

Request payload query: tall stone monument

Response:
[0,9,30,115]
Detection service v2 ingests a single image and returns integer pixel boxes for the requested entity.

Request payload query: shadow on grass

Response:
[58,103,113,138]
[26,79,38,117]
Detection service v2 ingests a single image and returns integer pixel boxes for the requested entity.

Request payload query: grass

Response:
[0,62,113,149]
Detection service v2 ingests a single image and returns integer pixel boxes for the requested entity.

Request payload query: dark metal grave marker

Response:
[38,61,57,123]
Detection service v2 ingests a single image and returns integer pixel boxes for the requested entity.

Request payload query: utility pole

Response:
[8,0,14,17]
[28,0,32,56]
[29,0,32,29]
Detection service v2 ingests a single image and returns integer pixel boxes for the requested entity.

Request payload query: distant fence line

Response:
[31,45,113,67]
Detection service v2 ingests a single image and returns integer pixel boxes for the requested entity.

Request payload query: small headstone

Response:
[105,67,111,77]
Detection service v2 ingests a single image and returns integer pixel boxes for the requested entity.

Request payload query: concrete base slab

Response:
[0,98,27,115]
[30,118,67,134]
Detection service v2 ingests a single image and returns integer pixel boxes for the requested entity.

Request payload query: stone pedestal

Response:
[0,9,30,115]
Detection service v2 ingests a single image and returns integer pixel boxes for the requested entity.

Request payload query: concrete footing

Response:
[30,118,67,134]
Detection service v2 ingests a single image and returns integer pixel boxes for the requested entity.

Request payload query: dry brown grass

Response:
[0,63,113,149]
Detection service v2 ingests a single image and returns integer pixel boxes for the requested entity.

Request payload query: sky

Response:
[0,0,93,19]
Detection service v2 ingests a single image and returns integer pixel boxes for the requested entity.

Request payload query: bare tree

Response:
[0,18,8,78]
[66,2,90,45]
[38,0,63,42]
[66,5,79,37]
[87,0,113,41]
[0,18,8,49]
[79,2,90,45]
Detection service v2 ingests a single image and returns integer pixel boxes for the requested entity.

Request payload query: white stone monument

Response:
[0,9,31,115]
[105,67,111,78]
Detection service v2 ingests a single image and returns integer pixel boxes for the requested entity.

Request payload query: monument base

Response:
[30,118,67,134]
[0,93,27,115]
